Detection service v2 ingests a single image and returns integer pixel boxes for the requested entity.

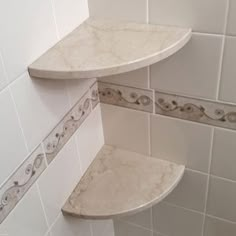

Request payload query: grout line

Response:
[118,218,153,232]
[206,213,236,225]
[49,0,60,40]
[201,128,215,236]
[216,0,230,101]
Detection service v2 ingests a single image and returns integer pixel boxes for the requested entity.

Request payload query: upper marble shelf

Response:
[28,18,192,80]
[62,145,185,219]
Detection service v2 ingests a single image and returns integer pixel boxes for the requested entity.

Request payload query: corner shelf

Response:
[28,18,192,80]
[62,145,185,219]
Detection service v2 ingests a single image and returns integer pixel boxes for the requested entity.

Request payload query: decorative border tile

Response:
[43,91,92,164]
[0,145,46,223]
[155,91,236,130]
[98,82,154,113]
[90,82,100,109]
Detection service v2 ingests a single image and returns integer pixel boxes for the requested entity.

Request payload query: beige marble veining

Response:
[62,145,185,219]
[29,18,191,79]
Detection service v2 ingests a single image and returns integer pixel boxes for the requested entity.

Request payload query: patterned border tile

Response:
[43,91,92,164]
[98,82,154,113]
[155,91,236,130]
[90,82,100,109]
[0,145,46,223]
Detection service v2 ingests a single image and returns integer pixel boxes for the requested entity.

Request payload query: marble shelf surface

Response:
[62,145,185,219]
[28,18,192,80]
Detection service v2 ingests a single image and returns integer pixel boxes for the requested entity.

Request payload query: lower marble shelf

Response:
[62,145,185,219]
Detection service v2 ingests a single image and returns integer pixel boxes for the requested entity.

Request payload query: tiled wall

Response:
[0,0,114,235]
[89,0,236,235]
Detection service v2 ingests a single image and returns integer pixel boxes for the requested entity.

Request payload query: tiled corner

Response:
[114,220,152,236]
[211,128,236,181]
[101,104,149,155]
[98,68,149,89]
[152,202,204,236]
[98,82,153,113]
[206,176,236,222]
[50,214,92,236]
[149,0,228,34]
[219,37,236,104]
[52,0,89,38]
[0,185,48,236]
[0,145,46,224]
[164,169,208,212]
[37,137,81,225]
[151,114,212,173]
[155,91,236,131]
[150,34,222,99]
[43,91,92,164]
[88,0,147,23]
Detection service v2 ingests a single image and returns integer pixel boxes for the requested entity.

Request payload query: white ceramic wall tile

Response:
[227,0,236,36]
[91,220,115,236]
[114,220,152,236]
[0,89,28,185]
[0,185,48,236]
[149,0,228,34]
[99,68,149,89]
[50,214,92,236]
[119,208,152,230]
[0,145,46,223]
[0,0,57,82]
[66,78,96,107]
[211,128,236,181]
[52,0,89,38]
[101,104,149,155]
[165,169,208,212]
[151,115,212,173]
[10,73,70,151]
[75,105,104,174]
[152,202,204,236]
[37,137,81,226]
[219,37,236,103]
[0,53,7,91]
[207,176,236,222]
[88,0,147,22]
[150,33,223,99]
[204,216,236,236]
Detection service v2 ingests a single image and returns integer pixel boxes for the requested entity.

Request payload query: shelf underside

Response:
[62,145,185,219]
[29,18,191,79]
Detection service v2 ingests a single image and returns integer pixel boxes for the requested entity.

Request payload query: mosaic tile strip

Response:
[0,145,46,223]
[155,91,236,130]
[98,82,154,113]
[43,91,92,164]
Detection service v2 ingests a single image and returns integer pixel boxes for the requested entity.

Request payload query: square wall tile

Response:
[101,104,149,155]
[152,202,204,236]
[0,89,28,185]
[151,115,212,173]
[88,0,147,22]
[165,169,208,212]
[227,0,236,36]
[207,176,236,222]
[0,53,7,91]
[204,216,236,236]
[91,220,114,236]
[119,208,152,230]
[37,137,81,225]
[99,68,149,89]
[211,128,236,181]
[0,185,48,236]
[114,220,152,236]
[0,0,57,81]
[50,214,92,236]
[219,37,236,103]
[149,0,228,34]
[76,105,104,174]
[10,73,70,151]
[52,0,89,38]
[150,33,223,99]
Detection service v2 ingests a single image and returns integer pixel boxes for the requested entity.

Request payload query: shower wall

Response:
[88,0,236,235]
